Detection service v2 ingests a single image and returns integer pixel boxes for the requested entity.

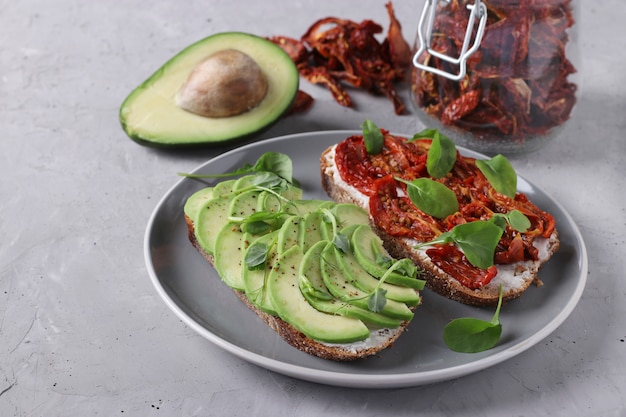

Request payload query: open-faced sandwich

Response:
[182,154,425,361]
[321,121,560,306]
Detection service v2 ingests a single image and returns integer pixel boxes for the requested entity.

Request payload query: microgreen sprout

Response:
[395,177,459,219]
[476,154,517,198]
[361,119,384,155]
[414,129,457,179]
[178,151,295,184]
[415,220,504,269]
[245,241,269,270]
[443,285,504,353]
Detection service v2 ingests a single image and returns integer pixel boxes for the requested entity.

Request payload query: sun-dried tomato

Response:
[426,244,498,289]
[369,175,442,241]
[269,2,411,115]
[333,132,557,289]
[412,0,577,142]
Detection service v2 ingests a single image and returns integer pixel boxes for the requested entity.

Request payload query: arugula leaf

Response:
[443,286,504,353]
[361,119,384,155]
[476,154,517,198]
[426,131,457,178]
[396,177,459,219]
[178,151,294,184]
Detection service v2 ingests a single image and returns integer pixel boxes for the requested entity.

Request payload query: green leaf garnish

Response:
[365,258,424,313]
[507,209,531,232]
[245,241,269,270]
[178,151,294,184]
[476,154,517,198]
[396,177,459,219]
[415,220,504,269]
[251,152,294,184]
[426,130,457,178]
[375,253,393,269]
[240,221,271,235]
[368,288,388,313]
[361,119,384,155]
[443,285,504,353]
[491,210,531,233]
[409,128,439,141]
[393,258,419,278]
[300,275,334,301]
[332,233,350,254]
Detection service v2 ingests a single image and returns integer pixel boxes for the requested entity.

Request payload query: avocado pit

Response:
[176,49,269,118]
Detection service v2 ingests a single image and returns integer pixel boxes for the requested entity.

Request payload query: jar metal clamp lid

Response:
[413,0,488,81]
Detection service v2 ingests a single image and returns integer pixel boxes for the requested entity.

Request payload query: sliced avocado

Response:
[214,222,246,290]
[243,231,279,315]
[267,246,370,344]
[351,224,424,289]
[335,243,421,307]
[276,215,303,255]
[301,211,332,252]
[298,240,334,301]
[303,294,403,329]
[232,175,259,192]
[331,203,370,229]
[321,244,414,321]
[183,187,214,220]
[299,241,402,328]
[120,32,299,147]
[228,189,260,219]
[283,199,331,216]
[194,193,233,255]
[212,179,237,198]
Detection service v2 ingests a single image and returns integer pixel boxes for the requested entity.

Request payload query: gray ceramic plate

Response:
[145,130,588,389]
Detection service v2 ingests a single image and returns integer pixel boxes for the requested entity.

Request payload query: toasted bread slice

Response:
[320,144,560,306]
[184,212,415,361]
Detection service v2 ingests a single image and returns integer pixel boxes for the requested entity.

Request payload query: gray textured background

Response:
[1,1,624,415]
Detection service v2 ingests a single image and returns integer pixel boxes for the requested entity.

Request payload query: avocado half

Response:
[119,32,299,147]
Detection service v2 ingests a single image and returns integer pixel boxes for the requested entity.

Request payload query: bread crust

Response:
[185,214,413,361]
[320,145,560,307]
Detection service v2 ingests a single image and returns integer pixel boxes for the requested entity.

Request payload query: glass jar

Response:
[410,0,579,155]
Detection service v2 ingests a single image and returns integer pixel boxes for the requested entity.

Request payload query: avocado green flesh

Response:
[243,231,279,315]
[188,175,422,344]
[351,224,425,290]
[214,223,247,290]
[320,245,414,321]
[120,32,299,147]
[335,240,422,306]
[184,187,214,220]
[277,215,303,255]
[299,241,402,328]
[268,246,371,343]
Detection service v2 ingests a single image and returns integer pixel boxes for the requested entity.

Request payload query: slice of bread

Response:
[184,213,414,361]
[320,144,560,307]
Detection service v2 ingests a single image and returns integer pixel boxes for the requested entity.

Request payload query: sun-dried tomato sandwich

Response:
[321,121,560,306]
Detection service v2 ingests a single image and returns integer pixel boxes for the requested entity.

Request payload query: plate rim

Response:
[144,129,588,388]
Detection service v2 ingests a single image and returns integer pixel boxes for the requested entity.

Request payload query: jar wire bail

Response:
[412,0,488,81]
